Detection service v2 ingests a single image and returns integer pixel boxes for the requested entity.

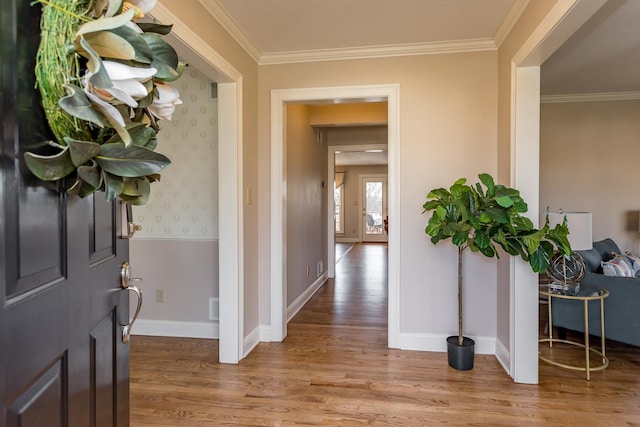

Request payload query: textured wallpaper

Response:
[133,67,219,239]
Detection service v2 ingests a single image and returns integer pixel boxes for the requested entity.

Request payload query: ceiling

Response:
[541,0,640,95]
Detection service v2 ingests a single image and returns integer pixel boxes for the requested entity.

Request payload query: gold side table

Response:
[539,284,609,380]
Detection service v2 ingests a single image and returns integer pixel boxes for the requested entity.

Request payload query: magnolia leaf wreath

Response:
[25,0,184,205]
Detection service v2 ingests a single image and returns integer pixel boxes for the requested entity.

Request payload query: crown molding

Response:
[259,39,497,65]
[494,0,530,48]
[540,91,640,103]
[198,0,261,64]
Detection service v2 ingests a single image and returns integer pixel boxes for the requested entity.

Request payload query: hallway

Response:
[293,243,388,329]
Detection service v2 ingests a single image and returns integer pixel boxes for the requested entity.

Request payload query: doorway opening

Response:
[270,84,400,347]
[129,5,244,364]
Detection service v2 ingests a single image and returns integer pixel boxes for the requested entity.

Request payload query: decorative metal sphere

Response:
[547,252,586,284]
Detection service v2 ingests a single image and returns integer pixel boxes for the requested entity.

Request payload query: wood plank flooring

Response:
[131,243,640,426]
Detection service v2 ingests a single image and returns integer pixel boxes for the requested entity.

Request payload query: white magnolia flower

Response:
[85,61,157,108]
[148,83,182,121]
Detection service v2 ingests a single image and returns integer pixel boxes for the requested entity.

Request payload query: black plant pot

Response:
[447,336,475,370]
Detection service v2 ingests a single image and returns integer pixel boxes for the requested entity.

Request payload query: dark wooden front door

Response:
[1,1,131,426]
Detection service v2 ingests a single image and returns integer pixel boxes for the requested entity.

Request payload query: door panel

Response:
[7,358,66,427]
[1,1,131,426]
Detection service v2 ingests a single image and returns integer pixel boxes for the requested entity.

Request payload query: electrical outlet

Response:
[156,288,165,303]
[306,265,311,276]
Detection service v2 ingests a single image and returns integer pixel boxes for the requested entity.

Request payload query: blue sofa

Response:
[551,238,640,347]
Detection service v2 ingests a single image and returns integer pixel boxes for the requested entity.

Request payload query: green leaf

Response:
[434,205,447,220]
[478,173,494,194]
[66,138,101,167]
[122,176,149,196]
[102,171,124,201]
[478,245,496,258]
[108,26,153,63]
[67,177,99,198]
[141,34,180,80]
[484,207,509,224]
[77,161,103,189]
[146,174,161,183]
[529,246,552,273]
[144,137,158,150]
[84,30,136,60]
[162,61,186,83]
[427,188,450,200]
[474,231,490,249]
[130,124,156,147]
[452,230,469,246]
[96,143,170,177]
[59,85,110,128]
[495,195,514,208]
[137,22,173,35]
[24,147,75,181]
[425,219,443,237]
[120,192,150,205]
[83,91,131,146]
[76,7,135,36]
[107,123,156,147]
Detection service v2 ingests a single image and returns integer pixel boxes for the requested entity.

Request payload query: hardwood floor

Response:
[131,243,640,426]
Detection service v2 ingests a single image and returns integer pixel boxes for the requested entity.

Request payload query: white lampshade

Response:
[547,211,593,251]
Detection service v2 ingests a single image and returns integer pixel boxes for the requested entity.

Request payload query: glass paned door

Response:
[362,176,387,242]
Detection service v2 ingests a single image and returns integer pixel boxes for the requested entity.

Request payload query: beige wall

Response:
[327,125,388,146]
[259,51,499,340]
[130,239,219,324]
[158,0,261,337]
[337,165,389,240]
[309,102,387,126]
[286,105,328,305]
[540,100,640,252]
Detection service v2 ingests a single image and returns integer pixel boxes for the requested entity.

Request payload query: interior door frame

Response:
[152,5,245,363]
[327,144,388,277]
[507,0,607,383]
[360,174,388,243]
[272,85,400,347]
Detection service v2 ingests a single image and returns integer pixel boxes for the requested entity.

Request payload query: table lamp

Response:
[546,210,593,294]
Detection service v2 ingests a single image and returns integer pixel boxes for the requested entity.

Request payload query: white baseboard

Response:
[336,237,360,243]
[287,273,328,322]
[259,325,272,342]
[131,319,219,339]
[495,338,510,376]
[243,326,261,358]
[398,332,496,355]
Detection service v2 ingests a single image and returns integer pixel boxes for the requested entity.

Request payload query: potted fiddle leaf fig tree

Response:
[422,173,571,370]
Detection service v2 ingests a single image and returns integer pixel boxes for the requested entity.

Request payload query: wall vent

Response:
[210,82,218,100]
[209,297,219,320]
